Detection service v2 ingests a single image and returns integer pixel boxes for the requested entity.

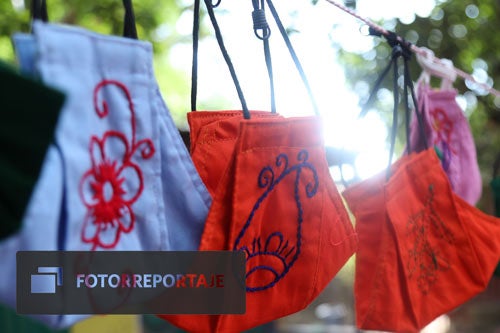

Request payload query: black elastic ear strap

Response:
[358,32,400,119]
[204,0,249,118]
[359,33,429,180]
[265,0,319,116]
[122,0,138,39]
[192,0,250,118]
[252,0,276,113]
[191,0,201,111]
[31,0,48,22]
[358,58,393,118]
[387,45,401,179]
[356,43,401,179]
[403,56,428,150]
[404,69,411,152]
[359,30,399,120]
[30,0,137,40]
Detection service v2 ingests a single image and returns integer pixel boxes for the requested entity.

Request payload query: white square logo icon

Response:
[30,267,63,294]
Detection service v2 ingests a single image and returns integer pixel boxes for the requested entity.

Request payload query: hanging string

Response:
[191,0,250,118]
[324,0,500,98]
[250,0,320,115]
[204,0,250,118]
[191,0,200,111]
[30,0,48,22]
[265,0,320,115]
[403,47,428,151]
[387,44,400,179]
[357,31,428,180]
[252,0,276,113]
[122,0,138,39]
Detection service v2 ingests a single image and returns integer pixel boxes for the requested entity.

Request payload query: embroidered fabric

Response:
[343,148,500,332]
[409,82,482,205]
[32,21,210,252]
[0,22,211,328]
[162,116,357,332]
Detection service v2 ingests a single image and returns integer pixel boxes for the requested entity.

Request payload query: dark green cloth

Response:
[0,61,64,239]
[492,178,500,217]
[0,304,69,333]
[491,178,500,277]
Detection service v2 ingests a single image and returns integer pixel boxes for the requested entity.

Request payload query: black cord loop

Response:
[122,0,138,39]
[251,0,275,113]
[252,0,271,40]
[359,32,428,180]
[210,0,222,8]
[30,0,48,22]
[265,0,320,115]
[191,0,201,111]
[191,0,250,118]
[30,0,137,40]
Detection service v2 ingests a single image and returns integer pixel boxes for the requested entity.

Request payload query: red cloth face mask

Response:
[344,148,500,333]
[161,116,357,332]
[188,110,280,196]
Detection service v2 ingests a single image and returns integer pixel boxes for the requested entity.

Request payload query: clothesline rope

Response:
[323,0,500,98]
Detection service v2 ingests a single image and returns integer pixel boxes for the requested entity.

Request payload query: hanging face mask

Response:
[30,20,210,251]
[345,149,500,332]
[343,37,500,333]
[409,80,482,205]
[164,116,357,333]
[386,148,499,331]
[161,1,357,331]
[0,12,211,328]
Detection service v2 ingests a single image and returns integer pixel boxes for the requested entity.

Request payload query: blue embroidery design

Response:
[233,149,319,292]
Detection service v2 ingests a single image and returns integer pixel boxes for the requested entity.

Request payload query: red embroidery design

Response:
[430,108,454,149]
[406,184,454,294]
[79,80,155,250]
[430,108,456,171]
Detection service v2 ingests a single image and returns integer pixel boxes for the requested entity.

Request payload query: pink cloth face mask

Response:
[409,81,482,205]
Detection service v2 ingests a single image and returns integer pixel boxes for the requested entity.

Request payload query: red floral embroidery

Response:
[79,80,155,250]
[430,108,454,150]
[430,108,456,171]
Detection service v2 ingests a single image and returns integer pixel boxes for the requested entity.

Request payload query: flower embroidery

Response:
[79,80,155,250]
[430,108,456,172]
